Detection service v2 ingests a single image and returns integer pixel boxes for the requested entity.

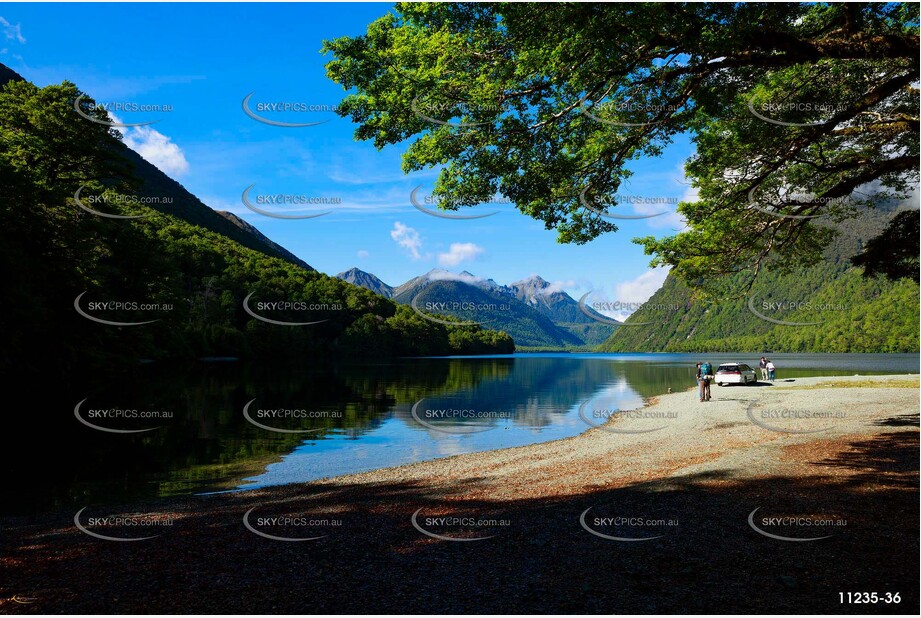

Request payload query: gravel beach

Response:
[2,375,917,614]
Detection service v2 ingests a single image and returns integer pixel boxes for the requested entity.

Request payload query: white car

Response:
[715,363,757,386]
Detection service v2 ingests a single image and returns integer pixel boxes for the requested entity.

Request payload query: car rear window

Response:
[717,365,736,372]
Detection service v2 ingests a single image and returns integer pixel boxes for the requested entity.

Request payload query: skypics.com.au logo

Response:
[747,506,846,542]
[74,292,173,326]
[242,92,339,127]
[410,292,511,327]
[747,294,847,326]
[411,508,511,542]
[746,403,846,434]
[580,506,678,542]
[409,186,506,220]
[410,92,510,129]
[242,292,342,326]
[579,187,677,220]
[73,185,173,219]
[74,399,172,434]
[74,507,175,542]
[73,94,173,127]
[243,507,341,542]
[241,185,340,219]
[410,399,514,434]
[577,292,680,327]
[243,399,343,434]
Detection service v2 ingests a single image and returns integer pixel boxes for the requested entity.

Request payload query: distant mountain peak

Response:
[424,269,485,285]
[388,268,615,347]
[511,274,550,288]
[336,268,393,298]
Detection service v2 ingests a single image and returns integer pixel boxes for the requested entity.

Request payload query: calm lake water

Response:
[7,353,917,515]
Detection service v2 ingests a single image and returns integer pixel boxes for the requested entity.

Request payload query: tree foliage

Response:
[323,2,919,291]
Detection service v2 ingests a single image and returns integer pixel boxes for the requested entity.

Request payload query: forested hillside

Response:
[0,77,513,378]
[600,208,919,353]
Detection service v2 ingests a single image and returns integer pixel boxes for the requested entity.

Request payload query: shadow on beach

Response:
[2,422,917,615]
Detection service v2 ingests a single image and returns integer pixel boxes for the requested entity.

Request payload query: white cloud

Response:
[616,268,670,304]
[390,221,424,260]
[426,270,485,285]
[585,268,671,322]
[437,242,484,267]
[357,249,370,259]
[0,17,25,44]
[114,117,189,178]
[540,279,576,295]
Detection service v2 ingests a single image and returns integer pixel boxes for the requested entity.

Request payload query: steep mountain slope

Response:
[0,63,23,86]
[508,275,614,345]
[118,145,313,270]
[215,211,311,270]
[0,61,311,271]
[392,270,584,348]
[600,206,919,353]
[336,267,394,298]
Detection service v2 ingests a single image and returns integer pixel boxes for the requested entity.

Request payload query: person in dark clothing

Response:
[696,362,711,402]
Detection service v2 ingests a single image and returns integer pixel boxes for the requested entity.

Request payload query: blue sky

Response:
[1,3,696,312]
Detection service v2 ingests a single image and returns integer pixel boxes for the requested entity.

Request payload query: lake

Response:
[6,352,917,515]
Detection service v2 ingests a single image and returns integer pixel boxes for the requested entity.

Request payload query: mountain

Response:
[0,61,311,271]
[1,67,514,376]
[216,211,310,270]
[342,268,616,348]
[0,63,24,86]
[599,206,919,353]
[391,270,584,348]
[508,275,614,345]
[336,267,394,298]
[117,145,313,270]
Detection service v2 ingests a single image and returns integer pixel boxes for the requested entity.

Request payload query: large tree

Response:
[323,2,919,292]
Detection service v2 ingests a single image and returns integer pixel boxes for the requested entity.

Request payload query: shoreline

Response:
[296,373,917,494]
[248,373,918,497]
[2,374,918,613]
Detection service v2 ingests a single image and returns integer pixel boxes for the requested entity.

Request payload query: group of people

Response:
[694,357,779,403]
[759,357,777,381]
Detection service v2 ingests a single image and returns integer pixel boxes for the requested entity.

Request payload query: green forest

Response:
[601,208,920,353]
[0,79,513,378]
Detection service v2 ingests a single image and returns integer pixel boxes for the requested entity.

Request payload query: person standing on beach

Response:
[766,359,776,382]
[759,357,768,381]
[696,362,712,402]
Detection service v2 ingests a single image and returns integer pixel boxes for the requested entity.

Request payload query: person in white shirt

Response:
[758,356,768,381]
[766,359,776,381]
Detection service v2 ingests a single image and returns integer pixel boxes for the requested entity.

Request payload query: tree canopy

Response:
[323,2,919,292]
